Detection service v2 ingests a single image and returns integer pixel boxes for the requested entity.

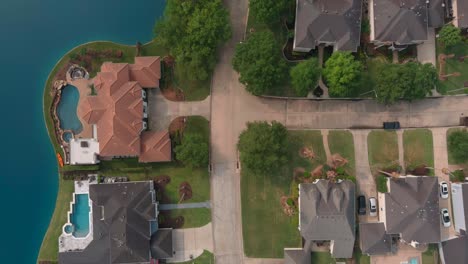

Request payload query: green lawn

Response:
[178,250,214,264]
[311,252,336,264]
[403,129,434,172]
[436,40,468,94]
[173,63,211,101]
[241,130,327,257]
[37,178,74,262]
[422,244,438,264]
[367,131,399,174]
[327,130,356,175]
[289,130,327,171]
[447,127,468,166]
[164,208,211,229]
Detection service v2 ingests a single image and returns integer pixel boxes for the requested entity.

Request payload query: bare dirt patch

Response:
[179,181,193,202]
[329,153,348,168]
[169,116,186,135]
[159,211,185,229]
[299,147,316,159]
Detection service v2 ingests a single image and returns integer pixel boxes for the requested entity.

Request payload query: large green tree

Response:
[439,24,462,47]
[237,121,289,173]
[448,130,468,163]
[249,0,288,25]
[155,0,231,81]
[323,52,362,97]
[232,31,287,95]
[175,133,209,168]
[374,62,438,104]
[290,58,321,97]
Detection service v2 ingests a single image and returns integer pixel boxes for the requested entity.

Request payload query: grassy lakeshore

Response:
[38,41,210,262]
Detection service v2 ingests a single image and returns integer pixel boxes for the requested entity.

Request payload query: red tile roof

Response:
[139,131,172,163]
[77,57,171,162]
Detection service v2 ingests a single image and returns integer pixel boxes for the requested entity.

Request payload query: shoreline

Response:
[38,40,156,263]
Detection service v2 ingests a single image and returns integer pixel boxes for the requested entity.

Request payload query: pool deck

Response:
[370,243,424,264]
[59,179,96,253]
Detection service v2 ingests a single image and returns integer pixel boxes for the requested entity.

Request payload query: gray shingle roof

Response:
[294,0,362,51]
[284,248,311,264]
[150,229,173,259]
[59,181,157,264]
[427,0,445,27]
[359,222,393,255]
[384,176,440,244]
[299,180,355,258]
[372,0,428,44]
[456,0,468,28]
[441,233,468,264]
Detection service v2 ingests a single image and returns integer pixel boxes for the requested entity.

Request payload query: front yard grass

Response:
[422,244,438,264]
[447,127,468,167]
[241,130,327,257]
[164,208,211,229]
[328,130,356,175]
[311,252,336,264]
[403,129,434,172]
[436,40,468,95]
[368,131,399,174]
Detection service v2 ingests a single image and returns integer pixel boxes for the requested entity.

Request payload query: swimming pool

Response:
[57,85,83,134]
[70,194,90,237]
[409,257,419,264]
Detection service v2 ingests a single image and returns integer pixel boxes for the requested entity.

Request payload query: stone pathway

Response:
[167,223,214,263]
[397,130,405,174]
[148,88,211,131]
[159,201,211,210]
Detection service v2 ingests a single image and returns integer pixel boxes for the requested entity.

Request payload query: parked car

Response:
[441,208,451,227]
[358,195,366,215]
[369,197,377,217]
[440,181,449,199]
[383,122,401,130]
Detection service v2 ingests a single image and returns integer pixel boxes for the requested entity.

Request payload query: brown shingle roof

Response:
[77,57,169,160]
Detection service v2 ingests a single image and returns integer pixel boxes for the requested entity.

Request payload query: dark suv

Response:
[357,195,366,215]
[383,122,401,130]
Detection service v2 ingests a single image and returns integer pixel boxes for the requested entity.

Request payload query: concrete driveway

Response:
[167,223,214,263]
[147,88,210,131]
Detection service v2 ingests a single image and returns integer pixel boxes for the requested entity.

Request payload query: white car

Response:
[369,197,377,217]
[441,208,451,227]
[440,181,449,199]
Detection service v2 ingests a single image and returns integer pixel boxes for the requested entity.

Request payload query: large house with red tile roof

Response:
[70,57,171,164]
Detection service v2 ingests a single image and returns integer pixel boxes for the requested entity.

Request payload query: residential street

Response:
[208,1,468,263]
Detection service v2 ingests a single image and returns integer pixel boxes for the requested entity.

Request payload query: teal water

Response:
[71,194,90,238]
[57,85,83,134]
[0,0,164,262]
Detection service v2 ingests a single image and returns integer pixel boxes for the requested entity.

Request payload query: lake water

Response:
[0,0,164,262]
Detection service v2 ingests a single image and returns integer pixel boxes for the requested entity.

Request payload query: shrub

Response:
[303,171,311,178]
[377,175,388,193]
[286,198,294,207]
[451,170,466,182]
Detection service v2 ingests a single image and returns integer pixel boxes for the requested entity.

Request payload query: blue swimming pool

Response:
[409,257,419,264]
[57,85,83,134]
[71,194,90,237]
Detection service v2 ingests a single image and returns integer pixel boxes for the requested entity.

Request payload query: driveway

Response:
[351,130,378,223]
[417,28,436,66]
[147,88,210,131]
[167,223,214,263]
[431,127,458,241]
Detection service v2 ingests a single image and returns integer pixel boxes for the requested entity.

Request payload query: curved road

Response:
[209,1,468,263]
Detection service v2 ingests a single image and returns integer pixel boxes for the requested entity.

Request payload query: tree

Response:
[249,0,288,25]
[374,62,437,104]
[232,31,287,95]
[237,121,289,173]
[448,130,468,163]
[155,0,231,81]
[175,133,209,168]
[290,58,321,97]
[439,24,462,47]
[323,52,362,97]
